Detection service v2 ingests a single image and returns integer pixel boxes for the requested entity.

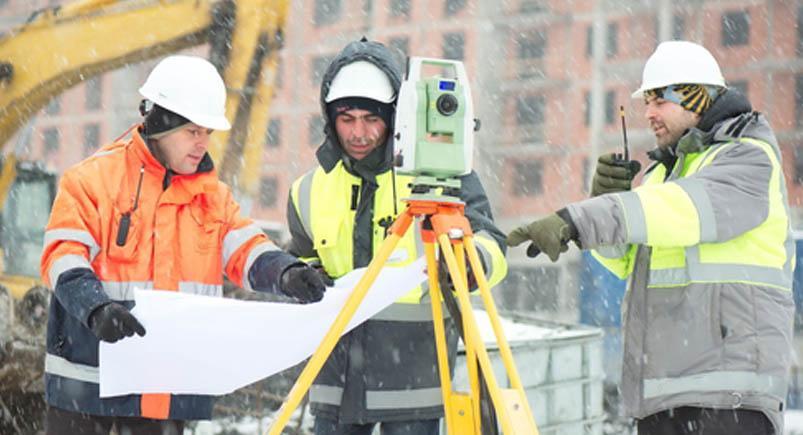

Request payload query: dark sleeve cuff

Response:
[556,208,580,242]
[54,268,110,328]
[248,251,304,295]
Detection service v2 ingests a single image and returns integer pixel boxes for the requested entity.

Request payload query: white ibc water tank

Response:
[452,311,605,435]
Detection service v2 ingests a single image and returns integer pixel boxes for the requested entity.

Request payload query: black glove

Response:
[438,250,486,292]
[310,263,336,290]
[279,264,332,303]
[506,210,578,262]
[88,302,146,343]
[590,153,642,197]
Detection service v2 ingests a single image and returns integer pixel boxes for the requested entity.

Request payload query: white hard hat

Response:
[325,60,395,103]
[632,41,726,98]
[139,55,231,130]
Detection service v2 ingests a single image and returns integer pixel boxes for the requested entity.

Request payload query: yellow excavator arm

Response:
[0,0,287,194]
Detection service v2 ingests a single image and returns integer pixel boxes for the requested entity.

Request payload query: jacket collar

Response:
[131,127,166,174]
[315,136,394,187]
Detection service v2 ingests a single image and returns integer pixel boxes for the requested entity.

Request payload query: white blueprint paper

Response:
[99,257,426,397]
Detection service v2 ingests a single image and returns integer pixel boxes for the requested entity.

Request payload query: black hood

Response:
[315,38,404,179]
[696,87,752,133]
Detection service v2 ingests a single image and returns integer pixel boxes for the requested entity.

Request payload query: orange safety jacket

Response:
[40,127,281,420]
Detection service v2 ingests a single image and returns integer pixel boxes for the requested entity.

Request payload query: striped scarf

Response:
[644,84,720,114]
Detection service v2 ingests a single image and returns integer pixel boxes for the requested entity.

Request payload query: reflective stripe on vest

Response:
[47,355,174,419]
[474,230,508,285]
[177,281,223,297]
[48,254,92,288]
[366,387,443,410]
[309,384,444,410]
[45,353,99,383]
[644,371,787,400]
[101,281,223,301]
[44,229,101,261]
[648,245,794,290]
[294,168,316,241]
[292,163,422,303]
[47,350,177,420]
[616,137,792,291]
[310,384,342,405]
[222,224,266,269]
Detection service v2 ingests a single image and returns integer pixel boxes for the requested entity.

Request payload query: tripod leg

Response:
[431,239,490,435]
[267,213,414,435]
[464,236,540,434]
[450,241,499,435]
[425,241,460,434]
[479,369,500,435]
[464,237,527,392]
[451,242,482,431]
[438,233,547,435]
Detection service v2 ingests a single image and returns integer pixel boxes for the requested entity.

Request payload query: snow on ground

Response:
[181,411,803,435]
[187,417,273,435]
[185,412,313,435]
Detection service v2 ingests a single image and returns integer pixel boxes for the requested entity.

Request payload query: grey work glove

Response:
[88,302,146,343]
[506,210,578,262]
[279,264,332,303]
[590,153,642,197]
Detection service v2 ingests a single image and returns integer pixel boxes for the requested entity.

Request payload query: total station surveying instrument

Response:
[268,58,539,435]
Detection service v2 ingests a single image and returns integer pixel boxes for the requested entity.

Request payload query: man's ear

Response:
[689,111,702,127]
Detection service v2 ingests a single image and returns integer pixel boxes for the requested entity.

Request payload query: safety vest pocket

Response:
[188,202,223,253]
[107,208,140,263]
[718,283,765,369]
[643,285,723,377]
[313,224,350,278]
[196,222,222,253]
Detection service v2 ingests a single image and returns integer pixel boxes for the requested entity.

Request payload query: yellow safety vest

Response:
[594,137,792,291]
[291,162,507,305]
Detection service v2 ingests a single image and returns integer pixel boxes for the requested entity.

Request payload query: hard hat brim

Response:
[631,87,649,99]
[188,114,232,131]
[324,60,396,104]
[632,79,726,100]
[139,88,231,131]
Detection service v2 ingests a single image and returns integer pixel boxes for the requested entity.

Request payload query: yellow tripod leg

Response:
[438,233,541,435]
[451,241,483,432]
[436,233,512,432]
[267,214,413,435]
[465,236,540,434]
[425,241,475,435]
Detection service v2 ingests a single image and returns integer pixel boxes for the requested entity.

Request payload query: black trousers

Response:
[637,407,774,435]
[45,406,184,435]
